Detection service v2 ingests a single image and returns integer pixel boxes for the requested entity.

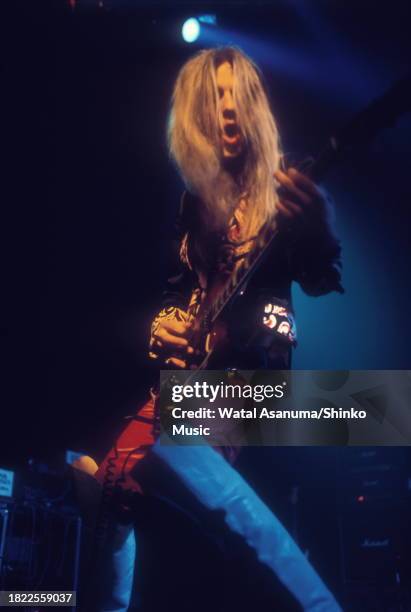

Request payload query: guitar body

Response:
[94,273,235,497]
[94,393,157,497]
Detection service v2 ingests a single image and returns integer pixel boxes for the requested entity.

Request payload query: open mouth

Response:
[224,123,239,137]
[223,123,241,145]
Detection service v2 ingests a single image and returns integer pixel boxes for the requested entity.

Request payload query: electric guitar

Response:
[95,72,411,495]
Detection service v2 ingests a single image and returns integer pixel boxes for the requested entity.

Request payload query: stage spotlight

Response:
[182,18,200,43]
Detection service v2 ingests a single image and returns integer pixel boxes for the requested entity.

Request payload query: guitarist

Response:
[150,46,343,371]
[93,46,343,611]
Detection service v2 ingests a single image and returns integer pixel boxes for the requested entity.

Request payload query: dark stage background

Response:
[2,1,411,608]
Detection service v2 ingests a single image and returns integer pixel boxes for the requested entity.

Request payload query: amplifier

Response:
[0,501,81,594]
[339,448,408,471]
[338,501,410,585]
[343,583,411,612]
[338,448,409,504]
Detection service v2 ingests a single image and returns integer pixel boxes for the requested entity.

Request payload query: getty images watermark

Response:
[158,370,411,446]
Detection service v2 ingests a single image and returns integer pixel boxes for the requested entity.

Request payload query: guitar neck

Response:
[202,143,337,326]
[207,226,279,324]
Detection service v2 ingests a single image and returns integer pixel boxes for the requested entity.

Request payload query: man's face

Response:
[216,61,243,160]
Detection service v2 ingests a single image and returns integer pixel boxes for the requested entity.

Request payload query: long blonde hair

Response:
[168,46,282,239]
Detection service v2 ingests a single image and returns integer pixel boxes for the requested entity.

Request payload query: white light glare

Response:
[182,18,200,43]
